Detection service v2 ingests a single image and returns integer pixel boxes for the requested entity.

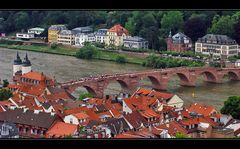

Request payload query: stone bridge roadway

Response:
[58,67,240,98]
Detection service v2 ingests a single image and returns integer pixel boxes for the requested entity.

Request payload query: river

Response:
[1,47,240,110]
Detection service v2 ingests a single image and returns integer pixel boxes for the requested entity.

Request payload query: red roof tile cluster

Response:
[124,95,158,111]
[108,24,129,36]
[156,121,188,136]
[186,103,217,117]
[21,71,51,81]
[46,122,78,138]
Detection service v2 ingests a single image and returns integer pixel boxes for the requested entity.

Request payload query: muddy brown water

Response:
[1,47,240,110]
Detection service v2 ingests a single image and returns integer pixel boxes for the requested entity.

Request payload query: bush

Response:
[0,39,22,45]
[76,45,98,59]
[50,43,58,49]
[143,54,205,68]
[0,89,13,101]
[115,55,127,63]
[79,92,93,100]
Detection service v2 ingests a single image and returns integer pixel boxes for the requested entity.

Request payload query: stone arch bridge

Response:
[58,67,240,98]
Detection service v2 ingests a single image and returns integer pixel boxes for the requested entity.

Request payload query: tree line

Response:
[1,11,240,51]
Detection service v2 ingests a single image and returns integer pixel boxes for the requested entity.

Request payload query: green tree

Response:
[76,45,98,59]
[125,17,135,35]
[14,12,31,31]
[184,16,207,42]
[2,79,9,87]
[0,89,13,101]
[175,132,190,138]
[221,96,240,119]
[161,11,184,35]
[79,92,93,100]
[208,15,235,37]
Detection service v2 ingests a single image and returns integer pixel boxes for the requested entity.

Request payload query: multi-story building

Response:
[48,25,67,43]
[123,36,148,49]
[75,33,96,47]
[94,29,108,44]
[166,32,192,52]
[57,30,75,45]
[195,34,239,58]
[106,24,129,47]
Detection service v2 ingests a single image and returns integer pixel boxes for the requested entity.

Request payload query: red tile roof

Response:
[73,112,89,120]
[64,107,89,115]
[123,95,158,111]
[186,103,217,117]
[46,122,78,138]
[108,24,129,36]
[156,121,188,136]
[150,91,174,100]
[21,71,51,81]
[140,108,159,118]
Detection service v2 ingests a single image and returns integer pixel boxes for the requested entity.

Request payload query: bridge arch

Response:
[223,71,240,81]
[197,71,218,82]
[103,79,130,95]
[70,85,98,98]
[138,75,161,89]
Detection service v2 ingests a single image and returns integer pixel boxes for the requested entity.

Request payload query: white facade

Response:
[22,66,31,75]
[95,34,106,43]
[13,64,22,76]
[123,36,149,49]
[16,33,34,39]
[122,100,132,114]
[75,33,88,47]
[166,95,184,108]
[195,42,239,58]
[64,115,80,125]
[75,33,96,47]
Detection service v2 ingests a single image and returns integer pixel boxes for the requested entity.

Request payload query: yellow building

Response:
[106,24,129,47]
[48,25,67,43]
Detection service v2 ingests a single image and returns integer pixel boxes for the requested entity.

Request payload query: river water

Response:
[1,47,240,110]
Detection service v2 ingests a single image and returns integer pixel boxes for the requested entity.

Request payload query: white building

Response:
[28,27,45,35]
[75,33,96,47]
[123,36,149,49]
[94,29,108,44]
[16,33,34,40]
[195,34,239,58]
[64,113,89,126]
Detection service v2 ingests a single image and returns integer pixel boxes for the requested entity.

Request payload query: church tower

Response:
[22,53,32,75]
[13,51,22,76]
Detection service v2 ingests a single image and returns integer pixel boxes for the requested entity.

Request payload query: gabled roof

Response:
[0,109,60,129]
[73,112,89,120]
[186,103,217,117]
[108,24,129,36]
[46,122,77,138]
[156,121,188,136]
[124,111,148,129]
[21,71,52,81]
[102,118,131,135]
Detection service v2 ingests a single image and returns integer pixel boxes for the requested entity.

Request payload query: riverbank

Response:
[0,43,145,65]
